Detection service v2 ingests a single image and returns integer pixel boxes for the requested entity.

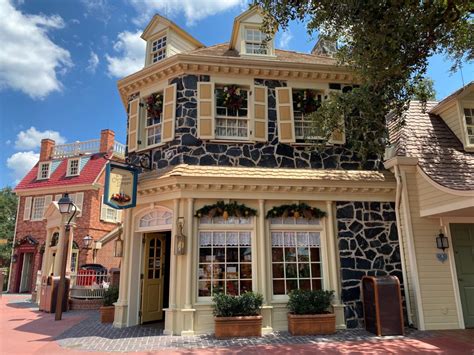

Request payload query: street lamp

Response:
[83,235,93,249]
[55,193,77,321]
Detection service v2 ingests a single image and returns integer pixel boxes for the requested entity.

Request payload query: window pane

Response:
[212,280,225,295]
[297,247,310,262]
[285,247,296,262]
[310,247,320,261]
[200,248,212,262]
[198,281,211,297]
[227,281,238,295]
[299,279,311,290]
[213,248,226,262]
[298,263,310,278]
[240,280,252,293]
[312,279,322,290]
[272,248,283,262]
[240,247,252,262]
[213,264,225,279]
[240,264,252,279]
[311,263,321,277]
[227,248,238,262]
[286,263,297,278]
[226,264,238,279]
[199,264,211,279]
[273,280,285,295]
[286,280,298,293]
[272,263,284,278]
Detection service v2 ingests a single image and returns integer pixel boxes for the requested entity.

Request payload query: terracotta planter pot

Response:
[214,315,262,338]
[100,306,115,323]
[288,313,336,335]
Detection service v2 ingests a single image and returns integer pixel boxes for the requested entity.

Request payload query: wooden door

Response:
[451,223,474,328]
[141,233,166,323]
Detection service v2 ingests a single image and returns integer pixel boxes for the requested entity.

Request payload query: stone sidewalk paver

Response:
[1,294,473,354]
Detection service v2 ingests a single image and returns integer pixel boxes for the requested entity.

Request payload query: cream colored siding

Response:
[404,170,460,329]
[438,103,463,141]
[416,173,471,214]
[167,29,197,56]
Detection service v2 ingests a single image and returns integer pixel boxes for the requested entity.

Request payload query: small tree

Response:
[0,187,18,267]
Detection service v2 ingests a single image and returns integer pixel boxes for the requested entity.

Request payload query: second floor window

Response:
[38,162,50,180]
[151,35,167,63]
[145,93,163,146]
[245,28,267,55]
[215,85,249,140]
[292,89,323,140]
[31,196,46,221]
[464,108,474,145]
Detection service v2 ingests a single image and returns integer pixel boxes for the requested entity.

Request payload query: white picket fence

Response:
[69,270,110,299]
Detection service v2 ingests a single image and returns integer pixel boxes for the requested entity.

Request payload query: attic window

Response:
[67,158,80,176]
[151,35,167,63]
[464,108,474,145]
[244,28,267,55]
[38,162,51,180]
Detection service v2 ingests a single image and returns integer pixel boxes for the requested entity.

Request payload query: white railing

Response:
[69,270,110,299]
[52,139,126,159]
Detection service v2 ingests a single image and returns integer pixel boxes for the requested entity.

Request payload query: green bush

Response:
[213,292,263,317]
[103,286,119,307]
[287,289,334,315]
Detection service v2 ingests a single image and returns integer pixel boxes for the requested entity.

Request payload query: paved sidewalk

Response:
[1,294,473,354]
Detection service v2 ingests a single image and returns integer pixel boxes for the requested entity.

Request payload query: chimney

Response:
[39,139,55,161]
[100,129,115,154]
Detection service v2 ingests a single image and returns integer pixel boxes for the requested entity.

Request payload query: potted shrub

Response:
[213,292,263,338]
[100,286,119,323]
[287,289,336,335]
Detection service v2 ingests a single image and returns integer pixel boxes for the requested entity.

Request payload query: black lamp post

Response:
[55,193,77,321]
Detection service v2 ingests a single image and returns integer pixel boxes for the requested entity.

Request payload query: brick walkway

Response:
[2,294,473,354]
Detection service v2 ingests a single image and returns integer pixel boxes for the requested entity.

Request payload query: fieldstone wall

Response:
[336,201,404,328]
[128,74,382,171]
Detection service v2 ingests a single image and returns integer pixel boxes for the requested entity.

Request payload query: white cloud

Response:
[6,151,39,184]
[129,0,245,26]
[106,31,145,78]
[278,30,293,50]
[71,18,80,24]
[0,0,72,99]
[87,51,99,73]
[80,0,111,23]
[15,126,66,150]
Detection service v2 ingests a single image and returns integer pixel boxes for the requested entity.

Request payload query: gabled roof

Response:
[15,153,108,191]
[387,101,474,191]
[141,13,204,48]
[430,81,474,114]
[229,6,264,50]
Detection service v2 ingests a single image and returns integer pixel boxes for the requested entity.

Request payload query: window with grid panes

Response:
[198,216,253,298]
[292,89,323,140]
[270,217,323,296]
[145,95,163,146]
[244,28,267,55]
[215,86,249,140]
[464,108,474,145]
[151,35,167,63]
[68,158,80,176]
[31,196,46,221]
[38,162,50,179]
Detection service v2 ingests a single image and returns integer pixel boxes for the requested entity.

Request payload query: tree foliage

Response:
[254,0,473,159]
[0,187,18,266]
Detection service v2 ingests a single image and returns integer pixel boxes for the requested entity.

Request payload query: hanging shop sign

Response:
[104,163,138,210]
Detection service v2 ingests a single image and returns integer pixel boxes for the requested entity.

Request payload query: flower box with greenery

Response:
[195,201,257,220]
[100,286,119,323]
[287,289,336,335]
[146,93,163,119]
[213,292,264,338]
[266,203,326,220]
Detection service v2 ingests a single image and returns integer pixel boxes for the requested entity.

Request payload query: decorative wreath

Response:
[266,203,326,219]
[293,89,321,114]
[195,201,257,219]
[146,93,163,118]
[111,193,131,204]
[220,85,246,111]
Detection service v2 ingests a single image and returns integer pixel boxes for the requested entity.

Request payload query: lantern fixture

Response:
[83,235,93,249]
[114,229,123,258]
[58,193,74,214]
[436,231,449,252]
[175,217,186,255]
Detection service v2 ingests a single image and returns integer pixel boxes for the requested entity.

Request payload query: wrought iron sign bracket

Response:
[104,150,153,171]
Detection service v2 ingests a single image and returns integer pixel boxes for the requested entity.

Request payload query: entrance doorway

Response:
[451,223,474,328]
[141,232,171,323]
[19,253,33,293]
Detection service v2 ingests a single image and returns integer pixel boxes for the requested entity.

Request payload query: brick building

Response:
[9,129,124,294]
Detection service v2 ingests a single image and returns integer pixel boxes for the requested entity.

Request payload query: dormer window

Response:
[67,158,80,177]
[151,35,167,63]
[38,162,51,180]
[244,28,267,55]
[463,108,474,145]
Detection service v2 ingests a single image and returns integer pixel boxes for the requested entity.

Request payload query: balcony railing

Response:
[52,139,125,159]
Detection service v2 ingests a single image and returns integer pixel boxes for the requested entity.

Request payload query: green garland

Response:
[266,203,326,219]
[195,201,257,219]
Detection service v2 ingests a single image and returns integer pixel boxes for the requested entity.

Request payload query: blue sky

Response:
[0,0,472,188]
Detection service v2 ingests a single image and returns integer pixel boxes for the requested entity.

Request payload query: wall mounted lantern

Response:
[175,217,186,255]
[83,235,93,249]
[114,229,123,258]
[436,231,449,253]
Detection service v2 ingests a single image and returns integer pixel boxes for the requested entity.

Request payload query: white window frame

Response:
[150,34,167,64]
[292,88,324,140]
[463,107,474,146]
[214,86,250,140]
[197,216,255,302]
[144,93,163,148]
[67,158,80,177]
[31,196,46,221]
[37,162,51,180]
[100,196,120,223]
[269,217,325,300]
[244,27,268,55]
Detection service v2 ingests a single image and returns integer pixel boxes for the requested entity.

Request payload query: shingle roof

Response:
[185,43,338,66]
[15,153,107,191]
[387,101,474,191]
[141,164,395,184]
